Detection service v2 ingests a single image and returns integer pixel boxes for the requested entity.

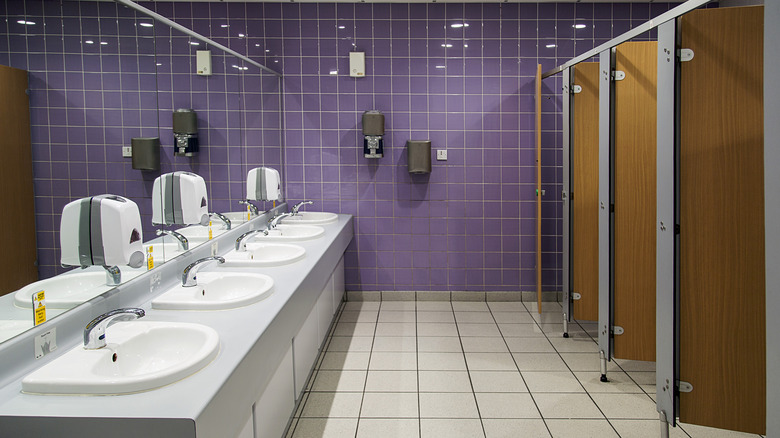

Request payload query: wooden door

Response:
[571,63,600,322]
[0,65,37,295]
[535,64,542,312]
[613,42,657,362]
[679,6,765,434]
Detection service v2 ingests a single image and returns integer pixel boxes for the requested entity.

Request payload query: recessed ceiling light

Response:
[139,22,153,28]
[573,24,586,29]
[546,44,556,48]
[17,20,36,25]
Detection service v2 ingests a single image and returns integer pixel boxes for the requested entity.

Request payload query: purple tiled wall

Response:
[2,1,675,291]
[1,0,282,279]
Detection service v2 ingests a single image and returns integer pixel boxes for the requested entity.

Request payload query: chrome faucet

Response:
[268,213,294,230]
[182,256,225,287]
[84,308,145,349]
[239,200,259,216]
[235,229,264,251]
[291,200,313,215]
[211,212,232,230]
[157,228,189,251]
[103,265,121,286]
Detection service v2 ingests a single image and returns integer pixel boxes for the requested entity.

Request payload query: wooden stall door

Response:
[679,6,765,434]
[571,63,600,322]
[613,42,657,362]
[0,65,38,295]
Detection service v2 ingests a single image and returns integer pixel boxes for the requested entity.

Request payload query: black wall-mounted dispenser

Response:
[131,137,160,171]
[362,110,384,159]
[172,108,199,157]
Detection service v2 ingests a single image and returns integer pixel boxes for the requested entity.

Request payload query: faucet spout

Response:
[211,212,232,230]
[182,256,225,287]
[238,200,259,216]
[103,265,121,286]
[235,229,264,251]
[83,308,145,349]
[156,229,189,251]
[268,213,294,229]
[291,201,313,215]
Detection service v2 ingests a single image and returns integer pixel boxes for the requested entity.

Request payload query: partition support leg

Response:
[563,313,569,338]
[599,349,609,382]
[659,411,670,438]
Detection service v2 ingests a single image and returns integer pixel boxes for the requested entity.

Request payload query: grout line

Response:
[352,297,381,438]
[452,300,489,438]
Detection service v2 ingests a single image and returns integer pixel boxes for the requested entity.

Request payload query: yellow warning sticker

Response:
[147,245,154,270]
[208,220,213,240]
[33,290,46,326]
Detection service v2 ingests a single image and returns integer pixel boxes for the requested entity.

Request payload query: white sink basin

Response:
[176,225,228,245]
[152,272,274,310]
[22,321,219,395]
[0,320,33,343]
[250,224,324,242]
[282,211,338,225]
[143,242,186,264]
[14,272,112,309]
[220,243,305,268]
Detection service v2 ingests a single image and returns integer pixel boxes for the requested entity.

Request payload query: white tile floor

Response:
[284,300,764,438]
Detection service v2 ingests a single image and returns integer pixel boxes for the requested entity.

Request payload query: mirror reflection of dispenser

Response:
[362,110,384,159]
[60,195,145,270]
[173,109,199,157]
[152,172,210,226]
[246,167,282,201]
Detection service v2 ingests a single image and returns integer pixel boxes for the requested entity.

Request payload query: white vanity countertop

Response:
[0,214,353,436]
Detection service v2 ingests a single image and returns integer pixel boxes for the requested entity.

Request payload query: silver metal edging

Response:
[115,0,282,78]
[656,19,678,430]
[541,0,712,79]
[597,49,613,379]
[562,67,572,330]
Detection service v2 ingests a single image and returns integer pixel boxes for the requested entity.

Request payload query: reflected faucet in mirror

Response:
[211,212,231,230]
[156,229,189,251]
[239,199,259,217]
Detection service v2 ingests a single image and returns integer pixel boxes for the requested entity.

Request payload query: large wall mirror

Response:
[0,0,283,344]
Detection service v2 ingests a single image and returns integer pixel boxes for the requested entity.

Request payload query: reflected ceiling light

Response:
[274,60,279,63]
[100,41,108,45]
[139,22,153,28]
[463,44,469,48]
[265,49,271,53]
[450,23,469,28]
[156,63,162,66]
[546,44,556,48]
[84,40,94,44]
[435,65,446,69]
[238,33,245,37]
[329,70,338,75]
[441,43,453,48]
[17,20,36,25]
[189,41,199,45]
[255,44,261,47]
[337,25,346,29]
[220,24,229,28]
[573,24,587,29]
[232,65,248,71]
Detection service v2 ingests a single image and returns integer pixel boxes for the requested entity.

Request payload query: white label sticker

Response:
[34,328,57,359]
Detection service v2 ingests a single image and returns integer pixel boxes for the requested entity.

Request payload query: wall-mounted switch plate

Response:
[349,52,365,77]
[122,146,133,158]
[197,50,212,76]
[436,150,448,161]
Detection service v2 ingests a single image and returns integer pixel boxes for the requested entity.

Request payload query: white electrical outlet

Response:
[122,146,133,158]
[436,150,448,161]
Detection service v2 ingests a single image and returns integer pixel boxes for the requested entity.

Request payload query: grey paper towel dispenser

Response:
[407,140,431,174]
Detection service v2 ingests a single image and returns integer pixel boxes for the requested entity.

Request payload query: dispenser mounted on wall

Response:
[362,110,384,159]
[173,109,199,157]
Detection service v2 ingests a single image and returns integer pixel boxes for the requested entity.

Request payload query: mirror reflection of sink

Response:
[14,272,113,310]
[220,243,305,268]
[220,211,254,226]
[0,320,33,343]
[152,272,274,310]
[176,225,228,245]
[281,211,338,225]
[21,321,219,395]
[250,224,324,242]
[142,241,186,264]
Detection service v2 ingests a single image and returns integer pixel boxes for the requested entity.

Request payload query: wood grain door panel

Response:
[679,6,765,434]
[613,41,657,362]
[571,63,599,322]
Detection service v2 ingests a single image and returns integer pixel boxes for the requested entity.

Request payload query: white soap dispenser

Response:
[60,195,144,269]
[246,167,282,201]
[151,171,210,226]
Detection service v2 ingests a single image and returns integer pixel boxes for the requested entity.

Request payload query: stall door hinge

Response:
[612,326,624,335]
[611,70,626,81]
[572,85,583,94]
[678,48,694,62]
[678,381,693,393]
[572,292,582,300]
